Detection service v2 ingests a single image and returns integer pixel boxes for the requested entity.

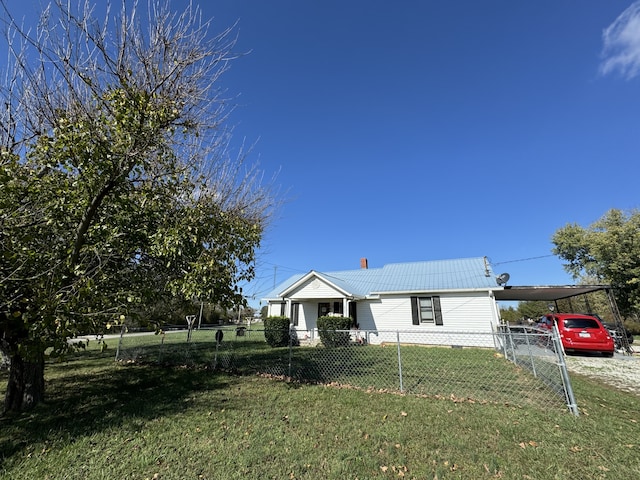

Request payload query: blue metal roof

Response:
[263,257,498,299]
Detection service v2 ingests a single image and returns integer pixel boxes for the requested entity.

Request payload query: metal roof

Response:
[263,257,498,300]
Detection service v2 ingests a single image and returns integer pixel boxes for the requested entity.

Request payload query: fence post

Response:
[288,323,294,379]
[396,331,404,392]
[524,330,537,378]
[115,323,126,361]
[552,324,579,416]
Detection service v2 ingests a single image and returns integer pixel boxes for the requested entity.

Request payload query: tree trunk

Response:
[4,350,45,412]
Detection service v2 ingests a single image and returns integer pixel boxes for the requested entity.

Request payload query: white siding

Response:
[290,277,344,299]
[272,291,500,348]
[359,292,498,346]
[267,302,285,317]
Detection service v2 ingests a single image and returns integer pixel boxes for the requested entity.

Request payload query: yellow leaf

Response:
[519,442,527,449]
[380,466,388,472]
[528,440,538,447]
[400,411,408,417]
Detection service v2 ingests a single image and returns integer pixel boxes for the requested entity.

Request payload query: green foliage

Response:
[499,305,519,323]
[0,1,275,411]
[263,316,290,347]
[552,209,640,318]
[316,316,352,347]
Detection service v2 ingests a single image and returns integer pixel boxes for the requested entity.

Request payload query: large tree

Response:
[552,209,640,318]
[0,0,275,412]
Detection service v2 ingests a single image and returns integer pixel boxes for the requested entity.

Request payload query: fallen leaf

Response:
[380,466,388,472]
[400,411,408,417]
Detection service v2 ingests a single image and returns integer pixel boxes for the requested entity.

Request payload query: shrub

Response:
[317,316,352,347]
[264,316,291,347]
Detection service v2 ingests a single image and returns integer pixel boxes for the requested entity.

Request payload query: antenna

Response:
[496,273,510,286]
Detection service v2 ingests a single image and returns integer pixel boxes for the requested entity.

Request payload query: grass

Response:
[116,329,567,409]
[1,340,640,479]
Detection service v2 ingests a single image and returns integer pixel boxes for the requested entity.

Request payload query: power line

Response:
[491,254,555,266]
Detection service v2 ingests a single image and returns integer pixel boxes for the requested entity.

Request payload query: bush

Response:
[624,318,640,337]
[317,316,352,347]
[264,316,291,347]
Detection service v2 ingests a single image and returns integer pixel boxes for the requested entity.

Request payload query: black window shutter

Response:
[433,296,443,325]
[411,296,420,325]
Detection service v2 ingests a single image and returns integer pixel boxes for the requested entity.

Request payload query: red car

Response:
[537,313,615,357]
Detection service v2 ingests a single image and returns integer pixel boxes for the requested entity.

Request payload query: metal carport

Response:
[494,285,632,354]
[494,285,609,302]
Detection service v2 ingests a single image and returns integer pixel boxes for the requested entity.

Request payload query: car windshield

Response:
[563,318,600,329]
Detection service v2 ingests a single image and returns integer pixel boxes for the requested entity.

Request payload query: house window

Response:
[318,302,330,317]
[333,301,344,315]
[292,303,300,326]
[348,301,357,327]
[411,296,443,325]
[279,302,286,316]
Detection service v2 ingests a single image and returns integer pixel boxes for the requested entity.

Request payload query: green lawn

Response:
[1,340,639,479]
[115,329,567,410]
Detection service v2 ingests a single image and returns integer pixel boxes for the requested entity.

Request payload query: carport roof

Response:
[493,285,610,302]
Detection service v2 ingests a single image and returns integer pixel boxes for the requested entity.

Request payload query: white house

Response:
[262,257,504,345]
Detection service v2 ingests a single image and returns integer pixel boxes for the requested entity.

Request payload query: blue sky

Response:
[5,1,640,308]
[204,0,640,307]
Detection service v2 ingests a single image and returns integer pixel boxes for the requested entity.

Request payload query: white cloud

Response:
[600,1,640,79]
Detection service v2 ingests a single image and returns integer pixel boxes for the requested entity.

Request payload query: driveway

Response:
[565,352,640,395]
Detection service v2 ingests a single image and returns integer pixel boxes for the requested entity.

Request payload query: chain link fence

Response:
[114,324,578,414]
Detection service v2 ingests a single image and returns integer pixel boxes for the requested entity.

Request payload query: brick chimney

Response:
[360,257,368,269]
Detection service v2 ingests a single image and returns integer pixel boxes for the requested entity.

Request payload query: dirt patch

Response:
[565,353,640,395]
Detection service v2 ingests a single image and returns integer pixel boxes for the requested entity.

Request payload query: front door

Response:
[318,302,330,317]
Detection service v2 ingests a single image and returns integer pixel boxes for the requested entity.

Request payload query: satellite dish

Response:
[496,273,510,286]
